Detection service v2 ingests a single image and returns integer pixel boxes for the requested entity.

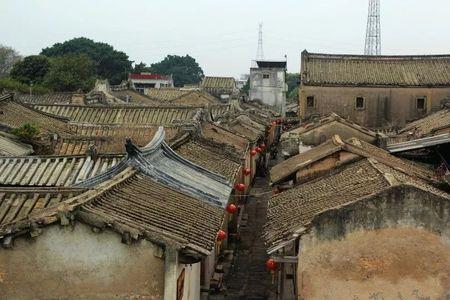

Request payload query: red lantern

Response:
[255,147,262,153]
[266,258,277,271]
[243,168,251,176]
[217,230,227,241]
[276,119,283,125]
[250,149,257,156]
[271,121,277,126]
[260,143,266,150]
[226,204,237,214]
[235,183,245,192]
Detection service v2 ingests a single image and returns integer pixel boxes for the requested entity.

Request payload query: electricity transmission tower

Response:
[364,0,381,55]
[256,23,264,61]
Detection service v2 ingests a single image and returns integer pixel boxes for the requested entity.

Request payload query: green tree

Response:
[286,73,300,102]
[10,55,50,84]
[0,45,21,78]
[150,55,204,87]
[44,54,96,92]
[41,37,132,84]
[133,62,152,73]
[241,78,250,94]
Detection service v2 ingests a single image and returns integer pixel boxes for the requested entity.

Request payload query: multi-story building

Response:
[129,73,174,93]
[299,51,450,128]
[250,60,287,116]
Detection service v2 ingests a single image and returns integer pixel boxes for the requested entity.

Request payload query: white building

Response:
[250,61,287,116]
[129,73,174,93]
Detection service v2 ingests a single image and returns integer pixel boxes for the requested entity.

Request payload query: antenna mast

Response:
[364,0,381,55]
[256,23,264,61]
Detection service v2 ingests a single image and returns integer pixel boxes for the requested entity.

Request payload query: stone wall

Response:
[0,222,165,299]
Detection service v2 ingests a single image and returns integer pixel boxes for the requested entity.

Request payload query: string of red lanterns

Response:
[243,168,251,176]
[234,183,245,192]
[266,258,277,271]
[217,230,227,241]
[226,203,237,214]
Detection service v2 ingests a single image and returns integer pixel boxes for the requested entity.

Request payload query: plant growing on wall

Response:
[11,123,40,140]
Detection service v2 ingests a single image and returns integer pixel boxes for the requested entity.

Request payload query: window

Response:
[263,74,270,79]
[417,97,426,110]
[306,96,315,108]
[355,97,365,109]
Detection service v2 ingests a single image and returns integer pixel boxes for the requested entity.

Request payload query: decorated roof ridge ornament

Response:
[234,183,245,192]
[226,203,237,214]
[243,168,251,176]
[217,230,227,241]
[125,137,143,156]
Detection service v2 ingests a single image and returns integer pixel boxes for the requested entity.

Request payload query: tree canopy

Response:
[44,54,96,92]
[150,55,204,87]
[41,37,132,84]
[10,55,50,84]
[0,45,21,78]
[286,73,300,102]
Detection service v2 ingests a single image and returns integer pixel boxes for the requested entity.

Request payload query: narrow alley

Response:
[223,177,276,300]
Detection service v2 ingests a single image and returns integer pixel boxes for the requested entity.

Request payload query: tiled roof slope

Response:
[201,122,249,155]
[270,139,342,184]
[263,158,450,252]
[0,130,233,255]
[0,154,123,187]
[146,88,192,101]
[301,51,450,87]
[81,172,223,254]
[270,135,438,185]
[174,137,241,182]
[0,187,85,227]
[111,90,161,106]
[202,76,236,89]
[32,104,201,125]
[79,127,233,208]
[399,109,450,136]
[16,93,76,105]
[0,133,33,156]
[0,168,223,256]
[282,113,378,139]
[0,94,72,134]
[55,125,180,155]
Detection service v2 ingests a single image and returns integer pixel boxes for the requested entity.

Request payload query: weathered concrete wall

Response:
[250,68,287,115]
[0,223,165,300]
[299,85,450,128]
[301,186,450,248]
[297,186,450,299]
[180,262,201,300]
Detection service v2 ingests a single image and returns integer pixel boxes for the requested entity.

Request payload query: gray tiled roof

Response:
[302,51,450,87]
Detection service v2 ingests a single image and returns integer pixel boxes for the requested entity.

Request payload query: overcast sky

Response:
[1,0,450,77]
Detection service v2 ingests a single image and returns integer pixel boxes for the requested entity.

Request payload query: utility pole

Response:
[364,0,381,55]
[256,23,264,61]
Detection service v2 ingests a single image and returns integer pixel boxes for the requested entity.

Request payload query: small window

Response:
[355,97,365,109]
[263,74,270,79]
[417,97,426,110]
[306,96,315,108]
